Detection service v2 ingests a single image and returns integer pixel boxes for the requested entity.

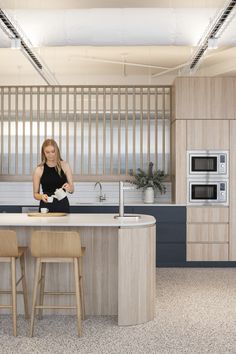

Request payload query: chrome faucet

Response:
[94,181,106,202]
[118,181,134,217]
[114,181,140,220]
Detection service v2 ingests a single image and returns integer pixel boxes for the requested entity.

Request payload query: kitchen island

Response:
[0,213,156,326]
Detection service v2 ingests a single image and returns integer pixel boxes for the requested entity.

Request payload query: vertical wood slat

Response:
[140,88,143,169]
[154,87,158,169]
[30,87,33,174]
[169,87,172,177]
[73,87,77,174]
[125,87,128,175]
[88,87,92,175]
[110,87,113,175]
[118,87,121,175]
[37,87,40,166]
[22,87,26,175]
[8,88,11,174]
[162,87,166,172]
[15,88,18,174]
[52,87,55,139]
[81,87,84,175]
[147,87,150,163]
[0,88,3,174]
[66,87,69,166]
[58,87,62,151]
[44,87,47,141]
[103,87,106,175]
[132,87,136,172]
[95,88,99,175]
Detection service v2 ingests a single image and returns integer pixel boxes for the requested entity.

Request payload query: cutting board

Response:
[27,212,67,217]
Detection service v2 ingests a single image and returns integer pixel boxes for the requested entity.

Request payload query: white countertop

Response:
[0,213,156,227]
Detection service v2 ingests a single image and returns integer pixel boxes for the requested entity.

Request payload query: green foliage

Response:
[128,162,166,194]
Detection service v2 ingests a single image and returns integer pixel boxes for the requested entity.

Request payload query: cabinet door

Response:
[187,207,229,223]
[187,224,228,243]
[187,120,229,150]
[187,244,228,261]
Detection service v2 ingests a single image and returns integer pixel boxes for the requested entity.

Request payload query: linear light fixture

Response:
[0,9,59,85]
[189,0,236,72]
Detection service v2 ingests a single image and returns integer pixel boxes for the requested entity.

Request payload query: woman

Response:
[33,139,74,213]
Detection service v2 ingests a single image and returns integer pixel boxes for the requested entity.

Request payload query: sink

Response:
[114,215,141,221]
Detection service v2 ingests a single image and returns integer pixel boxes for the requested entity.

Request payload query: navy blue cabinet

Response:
[130,206,186,267]
[71,205,186,267]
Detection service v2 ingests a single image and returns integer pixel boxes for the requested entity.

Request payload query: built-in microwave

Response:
[187,150,228,177]
[188,180,228,205]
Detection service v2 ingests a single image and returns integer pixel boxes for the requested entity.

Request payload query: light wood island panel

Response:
[0,213,156,326]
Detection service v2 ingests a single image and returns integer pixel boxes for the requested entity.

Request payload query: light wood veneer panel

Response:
[187,243,228,261]
[174,77,236,120]
[229,120,236,260]
[187,224,228,243]
[172,120,187,203]
[187,207,229,223]
[0,224,156,326]
[187,120,229,150]
[211,78,236,119]
[0,226,118,316]
[118,225,155,325]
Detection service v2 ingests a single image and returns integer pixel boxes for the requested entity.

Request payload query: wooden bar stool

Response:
[0,230,29,336]
[30,230,85,337]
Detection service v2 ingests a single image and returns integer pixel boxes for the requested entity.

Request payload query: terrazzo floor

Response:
[1,268,236,354]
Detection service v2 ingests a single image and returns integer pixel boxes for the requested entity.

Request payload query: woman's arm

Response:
[33,166,48,202]
[61,161,74,193]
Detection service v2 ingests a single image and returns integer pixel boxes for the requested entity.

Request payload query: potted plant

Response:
[128,162,166,203]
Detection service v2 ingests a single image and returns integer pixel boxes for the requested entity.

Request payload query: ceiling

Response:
[0,0,236,85]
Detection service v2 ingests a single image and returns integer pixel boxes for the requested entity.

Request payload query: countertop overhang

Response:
[0,213,156,227]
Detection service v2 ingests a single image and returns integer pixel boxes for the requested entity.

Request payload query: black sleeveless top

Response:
[39,163,70,213]
[41,163,67,196]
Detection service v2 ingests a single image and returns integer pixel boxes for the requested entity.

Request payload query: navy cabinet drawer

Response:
[157,243,186,264]
[132,206,186,223]
[157,223,186,243]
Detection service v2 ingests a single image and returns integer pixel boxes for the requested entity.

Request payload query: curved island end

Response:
[0,213,156,326]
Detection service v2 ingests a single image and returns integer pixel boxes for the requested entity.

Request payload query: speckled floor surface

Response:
[1,268,236,354]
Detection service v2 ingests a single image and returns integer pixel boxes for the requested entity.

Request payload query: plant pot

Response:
[143,187,155,204]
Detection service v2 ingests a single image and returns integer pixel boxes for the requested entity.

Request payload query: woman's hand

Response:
[41,194,49,202]
[62,183,72,194]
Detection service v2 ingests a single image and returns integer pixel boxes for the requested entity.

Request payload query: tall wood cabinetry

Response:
[172,77,236,261]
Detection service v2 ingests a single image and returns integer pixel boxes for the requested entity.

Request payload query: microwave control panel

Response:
[219,182,227,201]
[219,154,227,174]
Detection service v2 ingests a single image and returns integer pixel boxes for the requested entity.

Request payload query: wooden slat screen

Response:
[0,86,171,181]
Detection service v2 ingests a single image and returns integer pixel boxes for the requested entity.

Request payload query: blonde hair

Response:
[40,139,63,175]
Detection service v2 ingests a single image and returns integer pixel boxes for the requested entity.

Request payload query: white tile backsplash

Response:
[0,181,171,205]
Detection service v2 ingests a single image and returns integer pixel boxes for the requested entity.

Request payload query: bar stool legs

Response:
[30,257,84,337]
[11,257,17,337]
[19,252,29,320]
[30,230,85,337]
[74,258,82,336]
[79,257,85,321]
[0,246,29,336]
[38,263,46,320]
[30,258,41,337]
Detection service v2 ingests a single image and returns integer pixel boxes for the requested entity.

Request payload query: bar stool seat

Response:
[0,230,29,336]
[30,230,85,337]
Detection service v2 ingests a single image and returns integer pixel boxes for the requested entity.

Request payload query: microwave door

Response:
[191,156,217,173]
[191,184,217,201]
